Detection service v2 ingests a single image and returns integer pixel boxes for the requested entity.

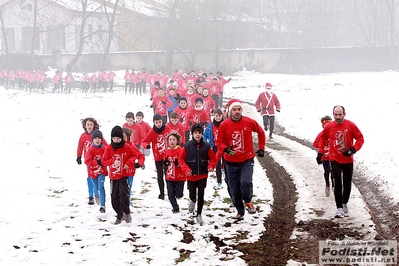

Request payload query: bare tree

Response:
[65,0,110,72]
[100,0,119,70]
[0,7,10,68]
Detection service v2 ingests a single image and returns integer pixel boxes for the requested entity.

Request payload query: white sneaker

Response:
[342,204,349,217]
[188,201,195,213]
[335,208,345,218]
[95,197,100,205]
[325,186,330,196]
[196,214,204,226]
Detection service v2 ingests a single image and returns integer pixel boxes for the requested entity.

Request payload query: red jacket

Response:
[217,116,266,163]
[201,95,216,116]
[166,121,186,143]
[77,132,108,157]
[102,143,145,180]
[183,92,197,108]
[317,120,364,164]
[77,132,93,157]
[122,122,146,148]
[313,131,330,161]
[188,107,211,126]
[84,143,109,178]
[152,95,173,116]
[108,71,116,82]
[136,121,152,135]
[255,91,281,115]
[163,146,186,182]
[209,82,222,96]
[142,124,171,161]
[173,106,192,131]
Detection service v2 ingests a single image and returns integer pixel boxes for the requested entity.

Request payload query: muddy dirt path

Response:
[234,121,399,265]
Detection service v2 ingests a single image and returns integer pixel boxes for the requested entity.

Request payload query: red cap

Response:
[265,83,272,88]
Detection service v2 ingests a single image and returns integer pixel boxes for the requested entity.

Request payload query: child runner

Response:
[142,114,171,200]
[84,130,108,213]
[166,112,186,144]
[163,132,186,213]
[122,127,134,205]
[187,97,211,128]
[135,111,152,156]
[173,97,192,143]
[313,115,334,196]
[203,108,224,189]
[150,87,173,123]
[178,123,216,225]
[77,117,107,205]
[102,126,145,225]
[122,112,146,150]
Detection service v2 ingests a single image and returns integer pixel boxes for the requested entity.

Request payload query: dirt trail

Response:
[233,104,399,265]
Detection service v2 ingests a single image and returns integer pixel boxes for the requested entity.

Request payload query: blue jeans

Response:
[166,180,185,211]
[126,176,134,206]
[226,159,254,216]
[87,177,95,198]
[92,174,105,206]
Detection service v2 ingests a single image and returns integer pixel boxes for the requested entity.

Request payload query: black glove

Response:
[316,153,323,165]
[150,98,153,101]
[162,100,166,104]
[146,144,151,149]
[228,77,231,81]
[150,105,153,108]
[343,147,356,157]
[174,159,180,167]
[76,156,82,165]
[97,159,103,166]
[163,157,171,166]
[276,110,280,112]
[224,146,234,156]
[256,150,264,157]
[141,165,145,170]
[257,109,261,112]
[134,162,141,168]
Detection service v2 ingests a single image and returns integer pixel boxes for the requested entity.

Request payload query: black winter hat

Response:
[153,114,163,121]
[179,97,187,103]
[111,126,123,139]
[191,123,204,135]
[195,97,203,103]
[92,130,103,140]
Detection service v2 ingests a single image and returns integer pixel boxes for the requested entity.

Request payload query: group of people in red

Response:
[76,93,267,225]
[0,68,46,93]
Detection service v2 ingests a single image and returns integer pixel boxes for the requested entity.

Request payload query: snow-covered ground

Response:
[0,70,397,265]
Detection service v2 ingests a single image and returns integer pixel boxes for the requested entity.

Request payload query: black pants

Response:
[167,180,185,211]
[262,115,275,136]
[110,177,130,220]
[322,160,334,187]
[155,160,165,196]
[213,146,223,184]
[331,161,353,209]
[188,178,207,215]
[212,95,220,108]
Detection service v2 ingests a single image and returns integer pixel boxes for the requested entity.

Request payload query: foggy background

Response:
[1,0,398,74]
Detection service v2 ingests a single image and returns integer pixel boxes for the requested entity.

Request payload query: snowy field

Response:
[0,69,398,265]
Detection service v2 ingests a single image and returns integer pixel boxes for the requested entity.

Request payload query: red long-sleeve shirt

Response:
[217,116,266,163]
[84,143,109,178]
[317,119,364,164]
[102,143,145,180]
[164,146,186,182]
[142,124,171,161]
